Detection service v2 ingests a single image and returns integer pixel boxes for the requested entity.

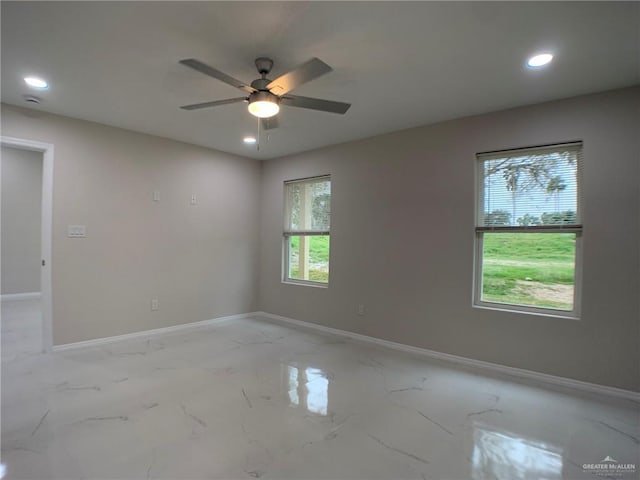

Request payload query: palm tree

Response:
[502,166,521,225]
[546,176,566,211]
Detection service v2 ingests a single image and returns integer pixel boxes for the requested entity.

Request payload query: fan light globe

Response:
[248,91,280,118]
[248,100,279,118]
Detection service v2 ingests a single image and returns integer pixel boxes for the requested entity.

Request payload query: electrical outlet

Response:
[67,225,86,238]
[357,304,365,316]
[151,298,159,311]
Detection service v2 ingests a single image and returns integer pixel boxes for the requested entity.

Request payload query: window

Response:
[474,143,582,316]
[284,176,331,285]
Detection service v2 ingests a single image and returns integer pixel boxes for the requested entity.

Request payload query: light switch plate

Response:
[68,225,86,238]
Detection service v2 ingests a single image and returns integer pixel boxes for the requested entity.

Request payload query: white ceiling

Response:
[2,2,639,160]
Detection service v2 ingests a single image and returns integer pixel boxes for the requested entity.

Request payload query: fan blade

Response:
[266,58,332,95]
[180,59,256,94]
[281,95,351,114]
[261,117,279,130]
[180,97,247,111]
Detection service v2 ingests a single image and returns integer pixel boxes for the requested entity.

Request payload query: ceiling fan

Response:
[179,57,351,129]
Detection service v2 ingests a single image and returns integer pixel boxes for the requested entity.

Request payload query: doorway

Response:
[0,137,53,352]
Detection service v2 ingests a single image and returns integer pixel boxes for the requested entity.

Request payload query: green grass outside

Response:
[289,235,330,282]
[482,232,576,262]
[481,232,576,310]
[290,235,329,262]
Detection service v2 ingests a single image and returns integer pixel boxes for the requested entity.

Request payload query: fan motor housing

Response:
[250,78,271,90]
[249,90,279,105]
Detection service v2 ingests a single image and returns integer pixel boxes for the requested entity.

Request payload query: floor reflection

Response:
[472,423,563,480]
[286,364,329,416]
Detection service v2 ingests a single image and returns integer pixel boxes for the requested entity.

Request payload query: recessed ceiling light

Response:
[527,53,553,68]
[243,136,257,144]
[24,76,49,89]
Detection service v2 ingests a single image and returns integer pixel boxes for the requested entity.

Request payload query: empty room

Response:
[1,2,638,479]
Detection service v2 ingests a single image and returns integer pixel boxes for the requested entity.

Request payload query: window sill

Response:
[282,279,329,289]
[473,302,580,321]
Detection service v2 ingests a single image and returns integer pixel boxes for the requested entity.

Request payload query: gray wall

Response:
[1,146,43,295]
[1,105,261,345]
[259,87,640,392]
[2,87,638,391]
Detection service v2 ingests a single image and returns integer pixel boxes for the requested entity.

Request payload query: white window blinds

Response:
[284,176,331,234]
[477,143,582,229]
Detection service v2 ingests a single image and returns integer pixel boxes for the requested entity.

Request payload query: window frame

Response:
[473,142,583,319]
[282,175,331,287]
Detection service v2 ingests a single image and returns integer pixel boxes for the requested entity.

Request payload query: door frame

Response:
[1,136,54,352]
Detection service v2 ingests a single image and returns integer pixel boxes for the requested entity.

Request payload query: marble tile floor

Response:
[1,299,639,480]
[1,298,42,361]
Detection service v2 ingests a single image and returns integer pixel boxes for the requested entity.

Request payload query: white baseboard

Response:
[256,311,640,402]
[52,312,260,352]
[1,292,41,301]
